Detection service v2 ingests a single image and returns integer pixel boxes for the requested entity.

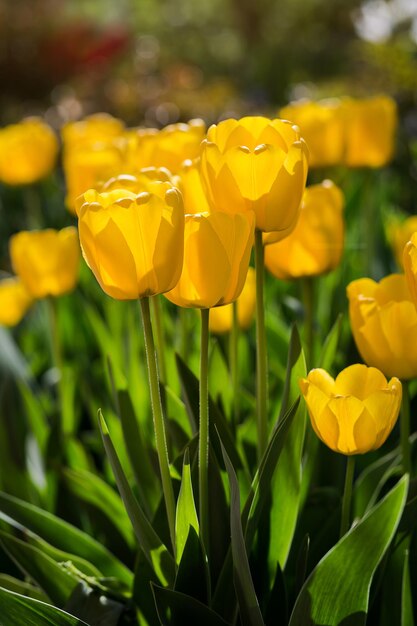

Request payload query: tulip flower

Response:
[61,113,125,151]
[299,364,401,455]
[128,119,206,174]
[388,216,417,269]
[209,266,256,334]
[10,227,80,299]
[403,232,417,309]
[177,159,211,215]
[264,180,344,279]
[78,180,184,300]
[280,99,345,168]
[0,118,58,185]
[347,274,417,380]
[0,278,33,326]
[200,116,309,235]
[165,211,254,309]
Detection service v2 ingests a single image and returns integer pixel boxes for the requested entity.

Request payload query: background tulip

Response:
[10,227,80,299]
[209,266,256,333]
[165,211,254,308]
[177,158,211,215]
[264,180,344,279]
[347,274,417,379]
[0,118,58,186]
[388,216,417,269]
[0,278,33,326]
[78,181,184,300]
[200,116,309,235]
[300,364,402,455]
[61,113,125,151]
[403,232,417,308]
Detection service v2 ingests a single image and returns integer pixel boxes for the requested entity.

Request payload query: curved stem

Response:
[199,308,210,555]
[340,455,355,538]
[255,229,268,458]
[230,300,239,430]
[401,380,411,475]
[151,296,167,385]
[140,297,176,555]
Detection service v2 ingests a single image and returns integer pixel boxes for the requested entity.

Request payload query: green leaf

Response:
[175,526,208,605]
[63,467,134,547]
[221,440,265,626]
[289,475,409,626]
[269,325,307,567]
[175,448,199,565]
[401,549,414,626]
[0,531,80,607]
[0,491,132,586]
[0,587,90,626]
[151,584,230,626]
[0,574,47,601]
[98,410,175,586]
[0,327,31,382]
[318,313,343,371]
[65,581,130,626]
[353,446,401,518]
[380,537,414,626]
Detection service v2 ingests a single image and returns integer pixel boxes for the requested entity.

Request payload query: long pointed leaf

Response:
[0,587,90,626]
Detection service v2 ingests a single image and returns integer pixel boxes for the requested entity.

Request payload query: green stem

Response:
[301,277,315,368]
[46,297,64,422]
[151,296,167,385]
[255,229,268,458]
[179,307,189,361]
[139,297,176,555]
[199,308,210,554]
[340,455,355,538]
[230,300,239,430]
[401,380,411,475]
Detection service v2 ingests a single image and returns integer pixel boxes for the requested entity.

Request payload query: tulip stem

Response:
[255,229,268,458]
[199,307,210,555]
[151,296,167,385]
[139,297,176,556]
[301,277,315,368]
[340,455,355,538]
[401,380,411,475]
[230,300,239,429]
[46,297,64,424]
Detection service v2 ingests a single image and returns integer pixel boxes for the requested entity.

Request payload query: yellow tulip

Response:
[209,267,256,334]
[347,274,417,379]
[0,278,33,326]
[10,227,80,298]
[403,232,417,309]
[177,159,211,215]
[0,118,58,185]
[264,180,344,279]
[387,216,417,269]
[200,116,309,234]
[165,211,255,309]
[280,99,345,168]
[128,119,206,174]
[78,180,184,300]
[344,96,397,168]
[299,364,401,455]
[61,113,125,151]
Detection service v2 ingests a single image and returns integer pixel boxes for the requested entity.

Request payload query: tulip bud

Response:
[403,233,417,309]
[347,274,417,379]
[264,180,344,279]
[209,267,256,334]
[78,181,184,300]
[0,278,33,326]
[299,364,401,455]
[10,227,80,299]
[165,211,255,309]
[0,118,58,186]
[200,116,309,234]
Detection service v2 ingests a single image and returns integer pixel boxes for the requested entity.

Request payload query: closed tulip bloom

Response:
[299,364,401,455]
[264,180,344,279]
[347,274,417,379]
[0,118,58,185]
[128,119,206,174]
[165,211,254,309]
[209,266,256,333]
[61,113,125,151]
[200,116,309,234]
[403,232,417,308]
[344,96,397,168]
[0,278,33,326]
[78,181,184,300]
[10,227,80,298]
[177,159,211,215]
[280,99,345,168]
[388,216,417,269]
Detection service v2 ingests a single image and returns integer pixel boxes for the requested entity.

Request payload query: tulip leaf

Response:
[0,531,80,607]
[175,448,199,565]
[0,587,90,626]
[98,410,176,586]
[65,581,130,626]
[0,327,31,382]
[63,467,135,547]
[269,324,307,568]
[221,439,265,626]
[174,526,208,605]
[318,312,343,371]
[0,491,132,586]
[353,446,401,518]
[380,537,414,626]
[289,475,409,626]
[133,547,161,626]
[151,584,230,626]
[0,574,48,602]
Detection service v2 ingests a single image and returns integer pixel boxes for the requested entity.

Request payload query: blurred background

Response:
[1,0,417,127]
